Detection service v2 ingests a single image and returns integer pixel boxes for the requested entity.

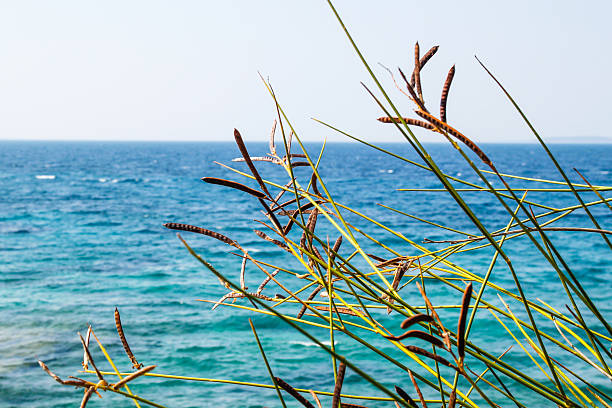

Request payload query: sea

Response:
[0,141,610,407]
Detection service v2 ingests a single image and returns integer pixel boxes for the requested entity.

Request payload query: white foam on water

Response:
[35,175,55,180]
[289,340,337,347]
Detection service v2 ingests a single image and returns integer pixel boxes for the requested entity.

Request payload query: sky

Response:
[0,1,611,143]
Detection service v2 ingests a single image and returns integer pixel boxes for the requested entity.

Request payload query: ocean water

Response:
[0,141,610,407]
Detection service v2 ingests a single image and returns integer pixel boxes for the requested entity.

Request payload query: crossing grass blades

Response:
[40,2,612,407]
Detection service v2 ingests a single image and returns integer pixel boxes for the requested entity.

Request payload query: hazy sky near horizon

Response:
[1,1,611,143]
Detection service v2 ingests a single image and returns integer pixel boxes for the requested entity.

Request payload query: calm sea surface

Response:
[1,141,610,407]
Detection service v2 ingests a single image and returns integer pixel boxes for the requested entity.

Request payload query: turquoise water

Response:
[1,141,610,407]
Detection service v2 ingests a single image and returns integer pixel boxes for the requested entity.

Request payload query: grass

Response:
[39,2,611,407]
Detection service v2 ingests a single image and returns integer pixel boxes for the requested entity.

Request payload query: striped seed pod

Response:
[440,65,455,123]
[377,117,435,130]
[413,42,423,102]
[163,222,236,247]
[415,110,493,167]
[254,230,291,252]
[314,306,360,316]
[297,285,323,319]
[114,308,143,369]
[410,45,439,85]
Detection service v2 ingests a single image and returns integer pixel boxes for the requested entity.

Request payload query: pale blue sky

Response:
[1,1,610,143]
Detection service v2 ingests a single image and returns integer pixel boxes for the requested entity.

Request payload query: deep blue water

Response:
[0,141,610,407]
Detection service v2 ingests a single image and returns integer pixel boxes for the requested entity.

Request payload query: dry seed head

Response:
[400,314,435,329]
[234,128,271,197]
[410,45,439,85]
[377,117,435,130]
[331,362,347,408]
[440,65,455,123]
[163,222,237,247]
[114,308,143,370]
[274,377,316,408]
[202,177,267,199]
[457,282,473,361]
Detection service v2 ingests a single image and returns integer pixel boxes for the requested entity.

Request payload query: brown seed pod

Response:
[457,282,473,361]
[448,389,457,408]
[440,65,455,123]
[415,110,493,167]
[367,253,387,263]
[377,117,435,130]
[80,387,95,408]
[114,308,143,370]
[299,209,319,250]
[256,269,280,295]
[112,365,156,390]
[314,306,360,316]
[282,201,323,235]
[405,345,455,369]
[78,333,104,381]
[383,330,444,348]
[310,172,322,196]
[39,360,87,386]
[400,314,435,329]
[254,230,291,252]
[297,285,323,319]
[408,370,428,408]
[258,198,284,234]
[410,45,439,86]
[394,385,418,408]
[163,222,237,247]
[274,377,316,408]
[202,177,267,199]
[413,42,423,102]
[234,128,271,197]
[332,362,347,408]
[328,235,343,264]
